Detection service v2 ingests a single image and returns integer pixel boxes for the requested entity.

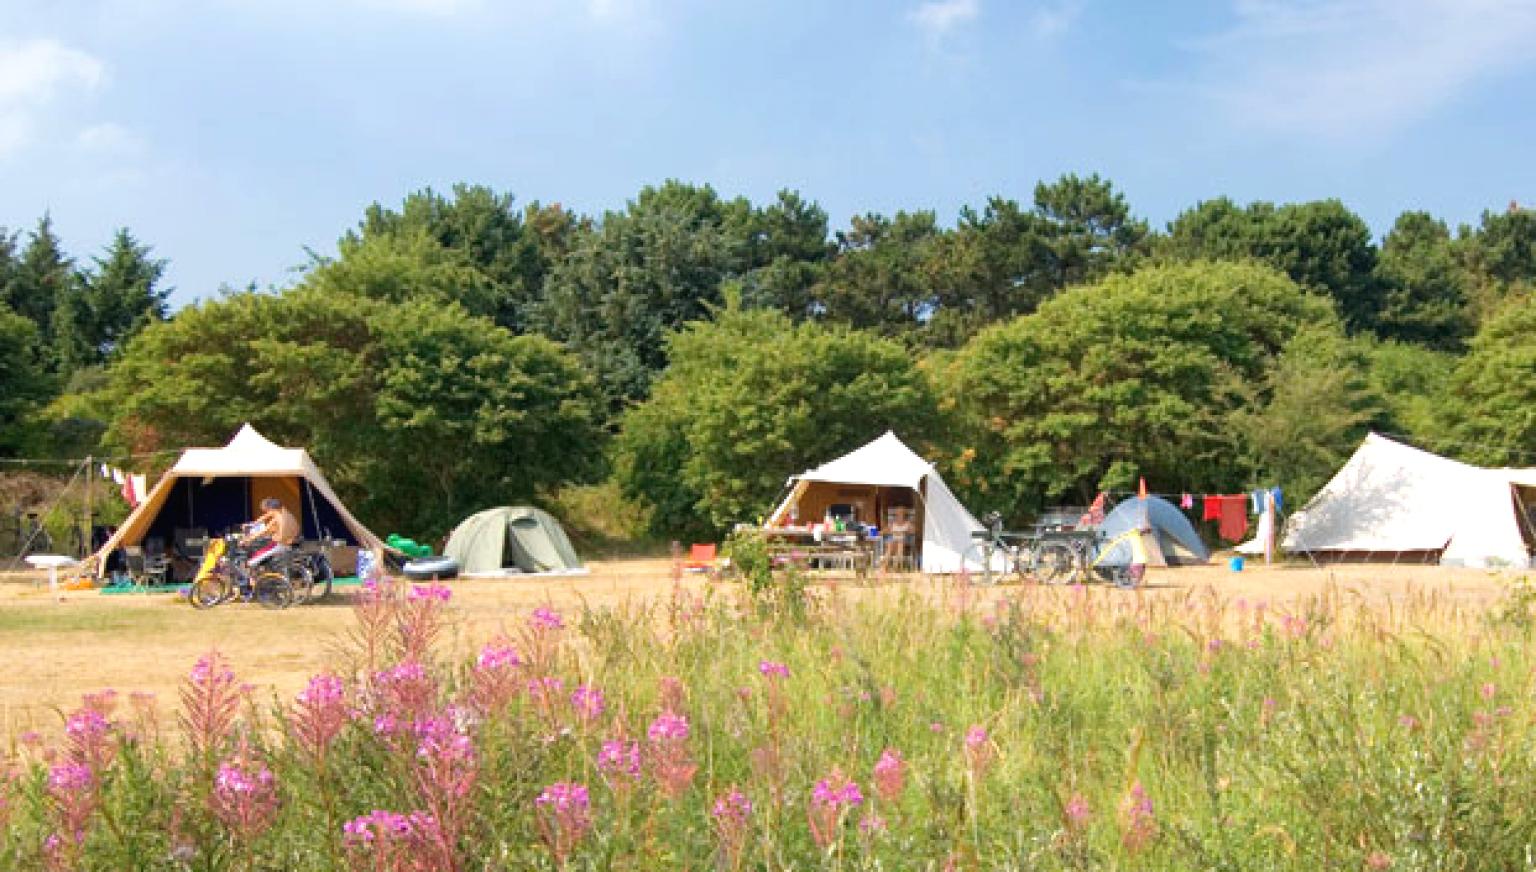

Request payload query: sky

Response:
[2,0,1535,306]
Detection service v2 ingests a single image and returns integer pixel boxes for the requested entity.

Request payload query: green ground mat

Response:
[99,576,363,595]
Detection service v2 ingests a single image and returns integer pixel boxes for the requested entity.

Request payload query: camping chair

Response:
[123,545,170,592]
[683,543,718,575]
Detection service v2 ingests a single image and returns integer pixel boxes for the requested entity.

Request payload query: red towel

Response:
[1202,496,1222,521]
[1217,496,1248,541]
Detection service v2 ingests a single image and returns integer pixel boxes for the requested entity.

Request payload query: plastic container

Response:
[1229,556,1245,572]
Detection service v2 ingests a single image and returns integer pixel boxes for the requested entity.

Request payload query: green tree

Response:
[75,228,170,362]
[613,302,939,537]
[813,210,944,338]
[340,185,568,332]
[1164,198,1378,332]
[0,304,50,454]
[1232,325,1381,506]
[1031,172,1149,289]
[949,261,1335,520]
[99,288,603,536]
[535,181,759,411]
[1373,212,1472,350]
[1456,206,1536,321]
[1443,299,1536,467]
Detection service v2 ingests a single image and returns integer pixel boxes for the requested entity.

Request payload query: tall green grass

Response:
[1,576,1533,870]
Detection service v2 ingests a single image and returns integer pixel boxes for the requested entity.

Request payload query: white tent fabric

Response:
[90,424,385,575]
[1284,433,1535,569]
[770,432,985,573]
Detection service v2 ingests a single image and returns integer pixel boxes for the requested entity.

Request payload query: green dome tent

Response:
[443,506,586,577]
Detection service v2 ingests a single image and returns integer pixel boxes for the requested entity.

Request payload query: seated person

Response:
[882,508,914,570]
[243,498,301,569]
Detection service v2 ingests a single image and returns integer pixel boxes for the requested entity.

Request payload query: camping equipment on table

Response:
[765,431,985,574]
[442,506,585,577]
[403,556,460,581]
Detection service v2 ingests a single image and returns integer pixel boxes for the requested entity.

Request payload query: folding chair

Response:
[123,545,170,592]
[683,543,717,574]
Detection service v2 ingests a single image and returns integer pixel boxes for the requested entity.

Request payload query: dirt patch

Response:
[0,557,1519,737]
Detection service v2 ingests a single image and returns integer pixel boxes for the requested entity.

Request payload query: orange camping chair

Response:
[683,543,717,574]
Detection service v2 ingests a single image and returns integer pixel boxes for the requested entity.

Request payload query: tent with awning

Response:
[1283,433,1536,568]
[766,431,985,573]
[89,424,385,576]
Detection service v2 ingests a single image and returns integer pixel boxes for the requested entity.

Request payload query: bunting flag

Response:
[1137,477,1148,499]
[1079,492,1107,527]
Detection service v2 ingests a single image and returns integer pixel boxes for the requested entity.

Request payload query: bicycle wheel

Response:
[253,571,294,610]
[188,573,232,609]
[305,554,334,602]
[962,541,997,584]
[1033,542,1079,584]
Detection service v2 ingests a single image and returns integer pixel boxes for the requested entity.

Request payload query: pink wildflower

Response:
[758,660,790,679]
[476,643,522,671]
[408,583,452,602]
[597,739,642,784]
[1365,850,1394,870]
[858,812,887,838]
[1064,793,1091,830]
[535,782,592,868]
[648,711,690,742]
[292,673,348,762]
[1480,682,1497,702]
[63,708,115,771]
[211,758,280,842]
[180,652,242,763]
[808,768,862,849]
[712,785,753,861]
[872,748,906,802]
[529,606,564,631]
[1117,780,1157,854]
[570,686,606,722]
[342,809,445,869]
[964,724,994,775]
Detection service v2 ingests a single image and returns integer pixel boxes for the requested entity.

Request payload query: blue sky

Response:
[2,0,1535,306]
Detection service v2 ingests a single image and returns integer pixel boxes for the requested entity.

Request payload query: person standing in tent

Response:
[243,498,301,569]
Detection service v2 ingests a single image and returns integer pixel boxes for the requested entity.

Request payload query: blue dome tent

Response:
[1095,496,1210,567]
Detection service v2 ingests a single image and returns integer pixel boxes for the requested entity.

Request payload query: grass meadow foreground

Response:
[1,570,1534,871]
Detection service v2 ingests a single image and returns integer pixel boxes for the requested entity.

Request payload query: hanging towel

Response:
[1271,486,1283,513]
[1179,493,1193,510]
[1218,496,1248,542]
[1202,496,1222,521]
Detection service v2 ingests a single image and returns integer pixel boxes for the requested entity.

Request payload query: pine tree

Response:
[81,228,170,360]
[5,215,72,334]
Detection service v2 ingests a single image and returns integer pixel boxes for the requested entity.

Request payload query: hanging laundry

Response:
[1218,496,1248,542]
[1202,495,1223,521]
[1079,492,1107,527]
[1271,486,1283,513]
[1179,493,1193,510]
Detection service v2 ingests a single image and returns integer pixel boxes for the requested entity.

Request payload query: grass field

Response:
[0,558,1528,869]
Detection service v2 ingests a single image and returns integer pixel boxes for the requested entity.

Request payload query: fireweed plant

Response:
[4,577,1536,868]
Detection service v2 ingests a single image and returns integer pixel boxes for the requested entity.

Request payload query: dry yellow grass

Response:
[0,557,1514,739]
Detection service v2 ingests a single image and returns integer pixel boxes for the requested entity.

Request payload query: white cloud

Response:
[0,38,106,157]
[75,121,141,154]
[1182,0,1536,140]
[910,0,980,38]
[1030,0,1082,39]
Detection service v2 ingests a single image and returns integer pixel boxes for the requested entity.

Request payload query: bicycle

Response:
[186,534,296,610]
[966,513,1028,585]
[1035,526,1150,589]
[289,540,338,604]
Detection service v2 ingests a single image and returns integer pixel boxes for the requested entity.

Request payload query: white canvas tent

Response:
[90,424,385,576]
[1284,433,1536,568]
[767,432,985,573]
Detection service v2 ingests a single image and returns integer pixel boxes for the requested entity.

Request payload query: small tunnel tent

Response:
[443,506,586,577]
[90,424,384,577]
[766,431,985,573]
[1095,496,1210,567]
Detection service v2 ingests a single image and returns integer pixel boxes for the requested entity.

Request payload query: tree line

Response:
[2,177,1532,541]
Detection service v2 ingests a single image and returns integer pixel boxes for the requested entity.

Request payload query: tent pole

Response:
[83,455,92,559]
